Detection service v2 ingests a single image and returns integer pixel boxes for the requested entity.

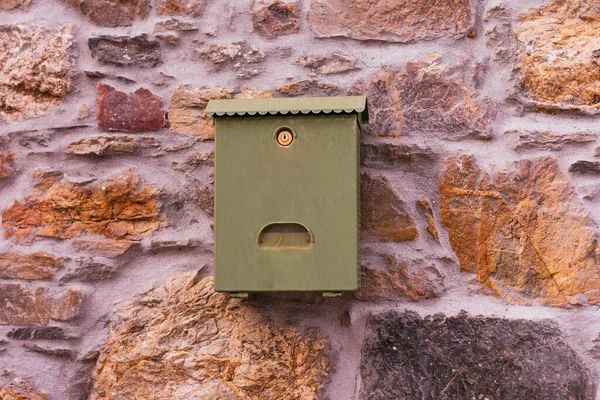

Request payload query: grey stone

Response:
[360,311,595,400]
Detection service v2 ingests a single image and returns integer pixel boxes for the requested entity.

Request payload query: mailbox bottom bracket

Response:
[227,292,343,298]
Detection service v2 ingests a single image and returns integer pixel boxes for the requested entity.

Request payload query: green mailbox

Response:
[206,96,368,296]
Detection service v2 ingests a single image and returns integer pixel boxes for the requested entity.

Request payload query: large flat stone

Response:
[90,272,329,399]
[360,311,595,399]
[310,0,472,42]
[439,154,600,306]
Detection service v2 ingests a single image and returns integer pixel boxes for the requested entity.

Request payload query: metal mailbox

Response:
[206,96,368,295]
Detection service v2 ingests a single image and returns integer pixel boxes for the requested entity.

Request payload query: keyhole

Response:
[276,129,293,146]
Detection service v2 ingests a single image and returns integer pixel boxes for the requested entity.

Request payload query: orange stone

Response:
[3,170,161,245]
[0,252,64,280]
[439,154,600,307]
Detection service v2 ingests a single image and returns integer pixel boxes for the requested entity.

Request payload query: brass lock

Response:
[276,129,293,146]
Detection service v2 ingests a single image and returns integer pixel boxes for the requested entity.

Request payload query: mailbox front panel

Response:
[214,114,359,292]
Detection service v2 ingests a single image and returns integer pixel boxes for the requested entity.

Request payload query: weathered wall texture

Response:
[1,0,600,399]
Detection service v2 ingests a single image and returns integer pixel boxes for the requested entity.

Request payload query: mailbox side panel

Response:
[214,114,360,292]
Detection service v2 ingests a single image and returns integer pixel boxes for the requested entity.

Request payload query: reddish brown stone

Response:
[65,0,149,27]
[349,60,495,139]
[439,154,600,307]
[3,170,161,245]
[97,84,166,132]
[72,239,134,258]
[156,0,204,16]
[0,252,64,280]
[361,174,418,242]
[277,80,338,97]
[416,199,440,243]
[253,1,300,39]
[0,283,84,325]
[0,151,14,178]
[356,255,444,301]
[310,0,472,42]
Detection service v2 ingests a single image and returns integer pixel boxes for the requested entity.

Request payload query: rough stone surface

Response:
[0,151,15,178]
[3,0,600,397]
[168,86,232,139]
[361,143,437,169]
[156,0,204,15]
[349,60,495,139]
[154,19,198,32]
[296,51,358,75]
[168,86,271,139]
[3,170,161,245]
[66,136,159,156]
[65,0,149,27]
[196,42,265,67]
[570,160,600,175]
[60,258,117,283]
[24,344,73,358]
[517,0,600,111]
[361,174,418,242]
[277,80,337,97]
[360,311,595,399]
[0,381,47,400]
[149,238,201,251]
[72,239,134,258]
[0,0,30,10]
[0,284,84,325]
[310,0,472,43]
[173,151,214,172]
[196,42,242,64]
[195,185,214,216]
[90,272,329,399]
[416,198,440,243]
[485,5,516,63]
[97,84,166,132]
[252,1,300,39]
[439,154,600,306]
[507,130,597,151]
[88,35,161,68]
[0,252,64,280]
[356,254,444,301]
[0,24,74,122]
[7,326,73,341]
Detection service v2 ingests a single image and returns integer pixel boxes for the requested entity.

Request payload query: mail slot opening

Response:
[258,223,313,249]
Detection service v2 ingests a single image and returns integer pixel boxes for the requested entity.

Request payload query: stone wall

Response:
[1,0,599,399]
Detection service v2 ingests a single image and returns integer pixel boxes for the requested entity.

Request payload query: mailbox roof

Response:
[206,96,368,125]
